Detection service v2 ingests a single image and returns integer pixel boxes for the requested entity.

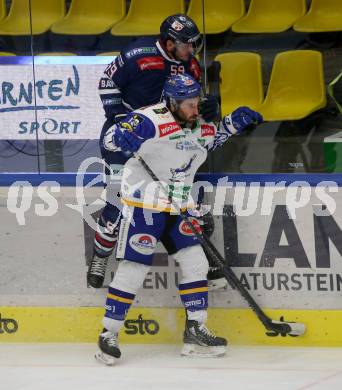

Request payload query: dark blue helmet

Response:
[163,73,201,100]
[160,14,203,54]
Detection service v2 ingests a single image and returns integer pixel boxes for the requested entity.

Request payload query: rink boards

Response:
[1,174,342,345]
[1,307,342,346]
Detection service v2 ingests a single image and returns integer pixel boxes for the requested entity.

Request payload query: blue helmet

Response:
[163,73,201,100]
[160,14,203,54]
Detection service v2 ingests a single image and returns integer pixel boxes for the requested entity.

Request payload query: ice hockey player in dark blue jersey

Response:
[98,15,203,123]
[87,14,222,290]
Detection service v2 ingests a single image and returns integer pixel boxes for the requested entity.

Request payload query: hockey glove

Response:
[223,106,263,135]
[198,210,215,238]
[113,128,143,153]
[200,94,220,122]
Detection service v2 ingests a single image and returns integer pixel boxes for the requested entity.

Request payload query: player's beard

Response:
[173,108,198,127]
[175,53,190,62]
[176,53,190,62]
[172,47,191,62]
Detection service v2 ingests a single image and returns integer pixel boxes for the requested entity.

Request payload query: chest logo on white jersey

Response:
[159,122,182,137]
[170,154,197,182]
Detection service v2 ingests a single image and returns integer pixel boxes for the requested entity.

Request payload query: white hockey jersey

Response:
[103,102,233,212]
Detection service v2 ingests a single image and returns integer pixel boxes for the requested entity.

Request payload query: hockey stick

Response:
[201,0,208,93]
[133,152,306,337]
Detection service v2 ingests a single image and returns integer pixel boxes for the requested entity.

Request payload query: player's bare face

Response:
[176,97,200,124]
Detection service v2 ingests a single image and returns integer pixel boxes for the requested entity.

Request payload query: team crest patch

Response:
[170,154,197,182]
[121,114,144,131]
[129,234,157,255]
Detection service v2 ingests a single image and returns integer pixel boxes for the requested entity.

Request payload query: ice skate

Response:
[87,254,108,288]
[181,319,227,357]
[95,329,121,366]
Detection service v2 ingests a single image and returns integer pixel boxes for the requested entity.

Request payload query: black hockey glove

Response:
[198,211,215,238]
[200,94,220,122]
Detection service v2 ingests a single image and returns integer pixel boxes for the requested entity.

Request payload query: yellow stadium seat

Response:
[187,0,245,34]
[260,50,326,121]
[0,51,16,56]
[232,0,307,33]
[96,51,120,56]
[51,0,125,35]
[0,0,6,21]
[111,0,185,36]
[37,52,77,56]
[294,0,342,32]
[215,52,264,115]
[0,0,65,35]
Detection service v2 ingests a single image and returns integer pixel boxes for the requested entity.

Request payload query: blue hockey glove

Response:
[113,128,143,152]
[200,94,220,122]
[223,106,263,135]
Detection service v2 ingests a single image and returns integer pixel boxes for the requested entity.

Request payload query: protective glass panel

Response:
[0,0,39,172]
[2,2,342,175]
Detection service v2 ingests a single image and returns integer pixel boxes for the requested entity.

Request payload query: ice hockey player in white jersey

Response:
[95,74,263,365]
[88,14,224,291]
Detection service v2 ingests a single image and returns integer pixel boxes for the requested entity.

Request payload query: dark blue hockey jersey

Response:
[98,37,202,120]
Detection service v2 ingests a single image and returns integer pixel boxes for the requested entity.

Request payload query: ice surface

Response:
[1,344,342,390]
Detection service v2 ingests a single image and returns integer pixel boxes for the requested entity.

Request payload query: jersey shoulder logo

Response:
[121,114,145,131]
[125,47,158,59]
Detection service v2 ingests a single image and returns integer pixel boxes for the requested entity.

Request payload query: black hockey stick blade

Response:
[265,317,306,337]
[201,235,306,337]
